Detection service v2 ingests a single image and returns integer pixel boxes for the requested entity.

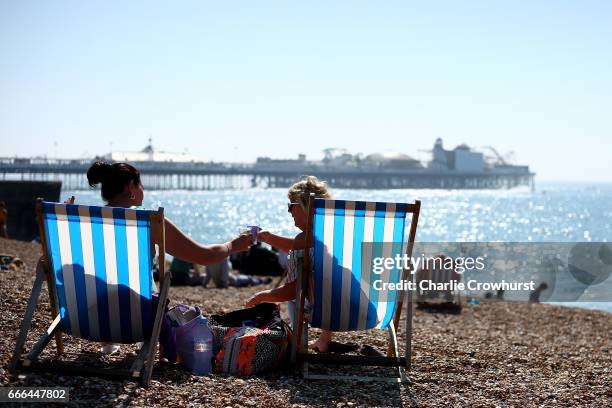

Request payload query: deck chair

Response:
[292,195,420,382]
[9,199,170,386]
[415,255,462,312]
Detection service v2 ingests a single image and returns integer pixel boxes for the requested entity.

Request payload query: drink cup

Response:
[239,226,260,244]
[247,225,259,244]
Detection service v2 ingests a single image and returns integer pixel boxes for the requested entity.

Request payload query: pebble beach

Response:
[1,237,611,407]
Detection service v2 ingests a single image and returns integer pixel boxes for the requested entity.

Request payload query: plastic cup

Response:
[239,225,260,244]
[247,225,259,244]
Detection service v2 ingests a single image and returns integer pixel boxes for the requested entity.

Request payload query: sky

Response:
[1,1,611,182]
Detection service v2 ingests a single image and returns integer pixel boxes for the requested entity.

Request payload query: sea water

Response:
[63,182,612,312]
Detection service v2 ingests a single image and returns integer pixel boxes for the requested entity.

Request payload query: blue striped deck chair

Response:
[293,195,420,382]
[10,199,171,386]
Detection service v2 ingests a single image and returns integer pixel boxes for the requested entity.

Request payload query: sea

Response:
[63,182,612,313]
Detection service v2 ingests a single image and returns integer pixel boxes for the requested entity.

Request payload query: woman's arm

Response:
[163,218,252,265]
[63,197,243,265]
[292,232,306,250]
[245,280,296,307]
[257,230,294,252]
[245,231,308,307]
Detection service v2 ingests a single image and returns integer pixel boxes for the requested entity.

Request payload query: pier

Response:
[0,157,535,191]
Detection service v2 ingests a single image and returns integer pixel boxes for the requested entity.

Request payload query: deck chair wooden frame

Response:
[291,194,420,382]
[9,199,171,387]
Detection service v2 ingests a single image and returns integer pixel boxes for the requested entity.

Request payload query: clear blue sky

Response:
[1,1,611,181]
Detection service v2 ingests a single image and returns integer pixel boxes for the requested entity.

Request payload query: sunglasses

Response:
[287,202,301,211]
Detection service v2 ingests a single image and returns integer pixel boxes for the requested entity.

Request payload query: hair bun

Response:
[87,160,112,187]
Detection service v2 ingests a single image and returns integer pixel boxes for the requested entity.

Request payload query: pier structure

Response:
[0,157,535,191]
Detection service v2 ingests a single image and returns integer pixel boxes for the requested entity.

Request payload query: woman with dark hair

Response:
[74,160,253,354]
[84,160,252,267]
[82,161,252,272]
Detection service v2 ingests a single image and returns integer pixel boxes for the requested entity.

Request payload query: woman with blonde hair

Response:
[246,175,334,352]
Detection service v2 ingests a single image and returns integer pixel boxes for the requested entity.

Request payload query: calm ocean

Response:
[64,182,612,313]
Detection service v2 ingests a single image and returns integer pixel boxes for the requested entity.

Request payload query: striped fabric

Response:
[416,259,461,299]
[429,267,460,287]
[41,202,154,343]
[310,199,409,331]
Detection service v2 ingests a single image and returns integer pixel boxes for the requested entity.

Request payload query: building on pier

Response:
[362,152,423,170]
[103,138,203,163]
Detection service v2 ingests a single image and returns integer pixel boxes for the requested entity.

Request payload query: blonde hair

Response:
[287,175,331,209]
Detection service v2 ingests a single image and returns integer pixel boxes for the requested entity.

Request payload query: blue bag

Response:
[159,304,214,375]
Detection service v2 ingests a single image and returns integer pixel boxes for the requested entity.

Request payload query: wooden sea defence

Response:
[0,180,61,241]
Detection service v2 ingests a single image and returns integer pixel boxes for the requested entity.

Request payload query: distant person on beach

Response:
[168,256,270,288]
[204,258,272,288]
[245,175,334,353]
[168,257,206,286]
[529,282,548,303]
[0,201,8,239]
[67,161,253,354]
[204,259,230,288]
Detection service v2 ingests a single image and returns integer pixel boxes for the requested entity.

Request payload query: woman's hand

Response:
[257,229,271,243]
[64,196,75,204]
[253,229,294,252]
[245,290,271,308]
[229,234,253,253]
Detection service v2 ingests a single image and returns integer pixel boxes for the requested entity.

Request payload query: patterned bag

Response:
[209,303,291,376]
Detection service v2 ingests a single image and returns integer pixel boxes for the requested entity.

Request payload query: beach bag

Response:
[209,303,291,376]
[159,304,214,375]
